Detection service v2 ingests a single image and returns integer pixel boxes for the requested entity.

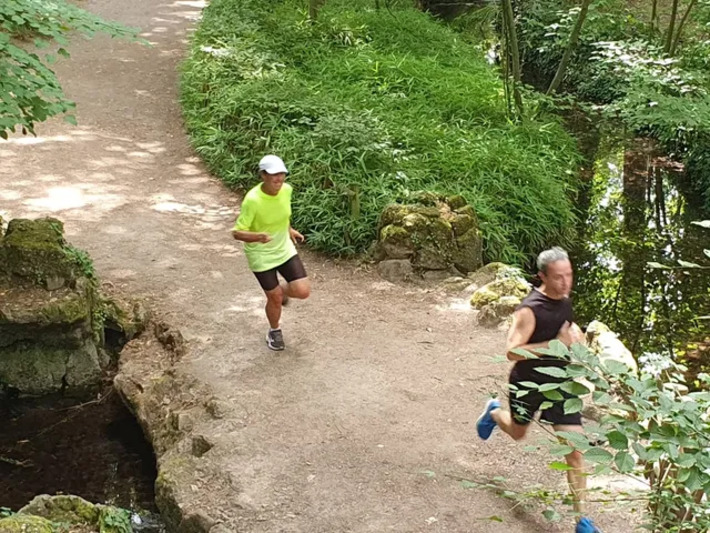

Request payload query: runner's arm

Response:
[232,230,271,243]
[506,308,583,361]
[505,307,550,361]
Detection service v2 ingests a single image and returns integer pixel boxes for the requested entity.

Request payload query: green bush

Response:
[181,0,580,262]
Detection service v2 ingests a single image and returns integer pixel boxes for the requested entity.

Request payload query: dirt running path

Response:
[0,1,628,531]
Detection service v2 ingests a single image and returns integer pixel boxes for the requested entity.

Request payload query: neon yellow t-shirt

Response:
[234,183,297,272]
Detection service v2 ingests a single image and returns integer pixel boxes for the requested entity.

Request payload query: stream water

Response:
[0,386,163,530]
[572,133,709,371]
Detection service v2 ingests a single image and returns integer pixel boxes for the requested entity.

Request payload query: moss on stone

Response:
[410,191,441,206]
[470,278,530,309]
[379,225,413,259]
[450,213,474,237]
[446,194,467,210]
[0,218,77,288]
[0,515,54,533]
[470,286,499,309]
[452,228,483,274]
[20,494,100,525]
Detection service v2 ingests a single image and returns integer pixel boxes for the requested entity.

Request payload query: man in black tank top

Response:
[474,248,601,533]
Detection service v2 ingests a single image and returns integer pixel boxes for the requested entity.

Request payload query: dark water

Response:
[0,387,161,521]
[571,134,710,371]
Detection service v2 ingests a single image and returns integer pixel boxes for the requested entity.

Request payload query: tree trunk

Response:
[664,0,681,53]
[501,0,524,116]
[651,0,658,32]
[547,0,593,95]
[309,0,325,21]
[669,0,697,55]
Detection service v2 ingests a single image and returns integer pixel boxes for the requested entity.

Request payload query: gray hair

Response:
[537,247,569,274]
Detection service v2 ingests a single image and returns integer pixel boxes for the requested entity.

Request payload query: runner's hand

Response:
[289,228,305,244]
[257,233,272,243]
[557,321,584,346]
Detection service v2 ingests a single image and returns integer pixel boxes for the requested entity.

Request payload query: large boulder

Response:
[586,320,638,374]
[0,218,106,396]
[376,193,483,278]
[18,494,133,533]
[468,263,531,327]
[0,515,53,533]
[470,277,530,309]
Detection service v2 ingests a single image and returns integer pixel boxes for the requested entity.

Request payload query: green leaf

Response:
[693,220,710,228]
[542,508,561,522]
[542,389,564,401]
[556,431,591,450]
[549,461,573,471]
[560,381,591,396]
[678,259,703,268]
[606,430,629,451]
[540,401,554,411]
[539,383,562,392]
[592,391,613,405]
[614,451,635,473]
[563,398,583,414]
[516,381,540,389]
[487,515,504,522]
[603,360,632,376]
[584,447,613,464]
[549,444,574,456]
[647,261,671,269]
[534,366,569,379]
[511,348,538,360]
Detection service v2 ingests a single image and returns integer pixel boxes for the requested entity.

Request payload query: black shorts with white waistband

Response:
[508,379,583,426]
[253,255,307,292]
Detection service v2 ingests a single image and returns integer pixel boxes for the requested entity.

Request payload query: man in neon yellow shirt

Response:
[232,155,311,350]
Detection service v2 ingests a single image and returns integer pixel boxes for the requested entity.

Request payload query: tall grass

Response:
[181,0,580,264]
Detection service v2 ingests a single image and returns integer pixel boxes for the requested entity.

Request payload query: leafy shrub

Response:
[181,0,580,262]
[513,339,710,531]
[0,0,138,137]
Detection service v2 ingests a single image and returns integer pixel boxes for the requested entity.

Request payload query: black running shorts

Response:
[253,255,307,292]
[508,380,583,426]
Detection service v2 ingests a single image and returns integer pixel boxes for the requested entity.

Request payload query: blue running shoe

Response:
[476,398,501,440]
[576,517,601,533]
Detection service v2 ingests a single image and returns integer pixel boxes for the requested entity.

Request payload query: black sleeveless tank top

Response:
[510,289,574,383]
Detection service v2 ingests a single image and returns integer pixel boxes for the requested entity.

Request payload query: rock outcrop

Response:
[0,218,104,396]
[0,494,136,533]
[0,218,146,396]
[375,192,483,281]
[468,263,531,327]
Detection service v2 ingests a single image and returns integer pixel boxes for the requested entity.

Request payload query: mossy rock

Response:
[449,213,475,237]
[380,204,440,228]
[0,515,54,533]
[103,298,150,348]
[0,285,93,348]
[478,296,521,327]
[413,244,450,270]
[410,191,441,206]
[410,217,452,245]
[379,224,413,259]
[0,339,101,396]
[445,194,467,210]
[467,262,526,289]
[470,286,499,309]
[471,278,530,309]
[20,494,100,525]
[0,218,82,289]
[452,228,483,274]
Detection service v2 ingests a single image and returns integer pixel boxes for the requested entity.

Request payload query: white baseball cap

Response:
[258,154,289,175]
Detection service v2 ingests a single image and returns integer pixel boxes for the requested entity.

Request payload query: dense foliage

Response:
[181,0,581,262]
[0,0,136,138]
[515,338,710,532]
[511,0,710,210]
